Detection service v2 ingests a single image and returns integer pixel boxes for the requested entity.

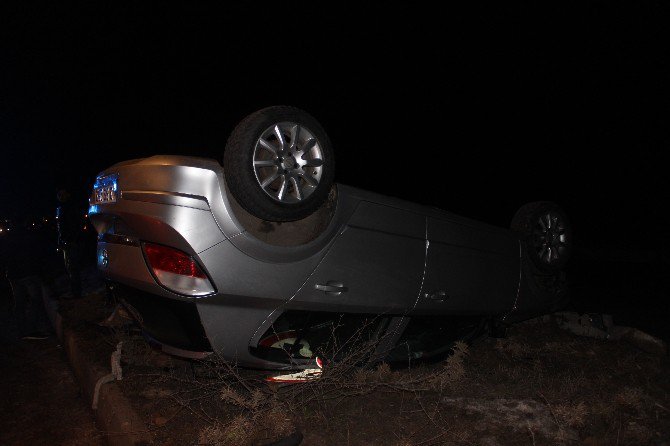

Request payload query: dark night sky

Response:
[1,2,668,249]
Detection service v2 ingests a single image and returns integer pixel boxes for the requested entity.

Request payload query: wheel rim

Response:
[532,212,569,265]
[252,122,324,204]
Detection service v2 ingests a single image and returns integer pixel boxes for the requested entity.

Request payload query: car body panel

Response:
[196,238,323,304]
[417,217,520,314]
[89,155,564,369]
[291,224,426,313]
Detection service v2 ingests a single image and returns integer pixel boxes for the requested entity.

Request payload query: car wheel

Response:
[223,106,335,222]
[511,201,572,272]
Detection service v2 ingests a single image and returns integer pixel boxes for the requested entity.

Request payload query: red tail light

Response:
[144,243,206,278]
[142,243,214,296]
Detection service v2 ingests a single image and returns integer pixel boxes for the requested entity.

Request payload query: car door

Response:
[292,201,426,314]
[415,216,519,314]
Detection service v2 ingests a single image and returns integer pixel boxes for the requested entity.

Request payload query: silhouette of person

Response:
[56,189,82,299]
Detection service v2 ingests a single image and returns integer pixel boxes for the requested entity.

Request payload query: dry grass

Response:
[624,421,654,444]
[426,341,468,391]
[189,335,471,445]
[554,401,588,428]
[219,387,265,411]
[100,306,669,446]
[495,338,532,357]
[614,386,644,411]
[197,416,251,446]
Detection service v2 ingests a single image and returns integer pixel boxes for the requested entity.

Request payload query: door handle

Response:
[424,290,448,302]
[315,281,348,295]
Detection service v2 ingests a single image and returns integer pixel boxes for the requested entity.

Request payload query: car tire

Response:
[223,106,335,222]
[511,201,572,272]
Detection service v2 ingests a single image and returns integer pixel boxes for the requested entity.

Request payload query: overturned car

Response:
[88,106,572,370]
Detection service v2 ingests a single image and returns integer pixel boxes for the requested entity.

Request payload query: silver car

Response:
[88,106,572,370]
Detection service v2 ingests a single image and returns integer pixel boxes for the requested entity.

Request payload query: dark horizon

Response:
[1,3,668,251]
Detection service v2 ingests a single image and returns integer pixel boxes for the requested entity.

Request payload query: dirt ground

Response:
[0,338,104,446]
[52,292,670,446]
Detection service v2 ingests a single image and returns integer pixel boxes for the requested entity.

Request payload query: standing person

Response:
[56,189,82,299]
